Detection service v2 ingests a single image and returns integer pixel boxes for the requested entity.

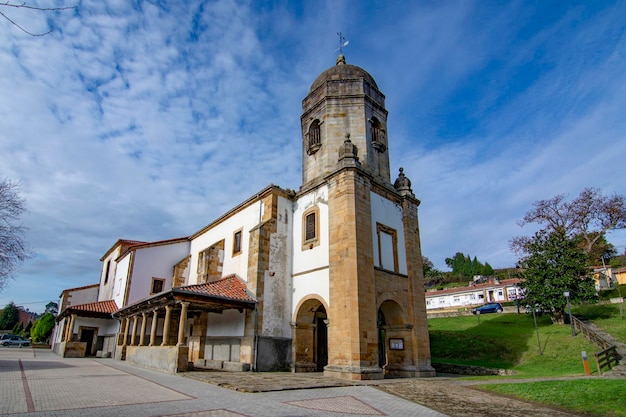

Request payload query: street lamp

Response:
[564,291,576,336]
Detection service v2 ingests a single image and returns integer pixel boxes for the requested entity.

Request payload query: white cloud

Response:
[1,0,625,310]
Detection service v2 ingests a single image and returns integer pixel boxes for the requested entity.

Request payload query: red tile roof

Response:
[174,274,256,303]
[58,300,119,320]
[426,278,523,297]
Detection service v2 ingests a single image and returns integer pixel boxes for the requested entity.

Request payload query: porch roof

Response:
[57,300,119,321]
[113,274,257,318]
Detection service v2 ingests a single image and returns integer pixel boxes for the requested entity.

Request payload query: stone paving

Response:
[0,347,446,417]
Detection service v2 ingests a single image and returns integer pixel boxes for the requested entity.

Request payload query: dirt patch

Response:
[375,379,583,417]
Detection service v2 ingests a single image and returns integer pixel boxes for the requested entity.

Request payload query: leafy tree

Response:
[517,228,596,324]
[444,252,494,279]
[512,188,626,258]
[30,312,55,343]
[0,178,31,291]
[0,301,19,330]
[44,301,58,315]
[12,320,24,335]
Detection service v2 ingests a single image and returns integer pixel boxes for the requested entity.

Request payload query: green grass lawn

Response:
[429,312,600,377]
[428,309,625,415]
[573,303,626,342]
[479,379,626,416]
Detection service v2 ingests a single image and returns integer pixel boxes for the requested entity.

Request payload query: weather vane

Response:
[336,32,349,54]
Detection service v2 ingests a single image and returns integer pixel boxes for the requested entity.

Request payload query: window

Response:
[232,229,242,256]
[151,278,165,294]
[306,119,321,155]
[369,117,387,152]
[301,206,320,249]
[376,223,399,272]
[103,260,111,284]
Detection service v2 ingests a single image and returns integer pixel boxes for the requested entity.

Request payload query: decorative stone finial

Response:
[394,167,414,197]
[338,135,359,163]
[336,54,346,65]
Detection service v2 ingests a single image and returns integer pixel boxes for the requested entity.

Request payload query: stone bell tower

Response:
[301,54,391,189]
[294,55,434,380]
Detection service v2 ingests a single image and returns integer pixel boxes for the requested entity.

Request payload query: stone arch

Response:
[292,296,329,372]
[377,299,407,370]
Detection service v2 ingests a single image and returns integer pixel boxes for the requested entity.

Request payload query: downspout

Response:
[253,303,259,371]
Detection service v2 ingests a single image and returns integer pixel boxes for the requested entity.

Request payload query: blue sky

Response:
[1,0,625,313]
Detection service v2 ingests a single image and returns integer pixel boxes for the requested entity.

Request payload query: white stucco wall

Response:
[126,241,190,305]
[112,254,130,308]
[64,285,99,307]
[206,309,245,337]
[370,191,407,275]
[189,200,264,285]
[291,186,329,274]
[291,186,330,316]
[98,247,121,302]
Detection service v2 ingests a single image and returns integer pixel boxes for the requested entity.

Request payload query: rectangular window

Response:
[151,278,165,294]
[103,260,111,284]
[376,223,399,272]
[302,206,320,249]
[305,213,316,240]
[233,229,242,255]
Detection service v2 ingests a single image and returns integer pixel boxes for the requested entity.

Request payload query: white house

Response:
[425,278,523,311]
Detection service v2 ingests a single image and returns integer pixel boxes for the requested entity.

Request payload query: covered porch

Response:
[113,275,257,373]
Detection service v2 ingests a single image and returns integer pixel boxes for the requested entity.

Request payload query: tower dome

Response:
[309,55,379,93]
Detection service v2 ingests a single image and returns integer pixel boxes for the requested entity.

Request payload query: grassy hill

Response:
[429,312,604,377]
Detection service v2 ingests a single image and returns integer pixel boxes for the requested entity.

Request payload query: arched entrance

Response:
[377,300,406,375]
[293,298,328,372]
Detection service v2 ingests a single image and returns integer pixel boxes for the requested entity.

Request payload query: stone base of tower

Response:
[383,363,436,378]
[323,365,384,381]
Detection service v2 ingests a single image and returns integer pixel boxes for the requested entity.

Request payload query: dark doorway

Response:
[377,310,387,367]
[314,306,328,371]
[80,329,95,356]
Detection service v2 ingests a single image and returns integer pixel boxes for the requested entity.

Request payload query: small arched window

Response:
[307,120,322,155]
[370,117,387,152]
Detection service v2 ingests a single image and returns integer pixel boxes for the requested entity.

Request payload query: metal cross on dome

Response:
[336,32,349,54]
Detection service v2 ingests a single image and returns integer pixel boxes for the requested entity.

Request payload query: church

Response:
[52,54,435,380]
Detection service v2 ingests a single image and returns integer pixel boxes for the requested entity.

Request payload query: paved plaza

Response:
[0,347,446,417]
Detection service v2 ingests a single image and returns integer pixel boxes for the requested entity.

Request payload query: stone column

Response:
[177,302,189,346]
[130,315,139,346]
[139,312,147,346]
[67,314,77,342]
[161,305,173,346]
[122,317,130,347]
[149,310,158,346]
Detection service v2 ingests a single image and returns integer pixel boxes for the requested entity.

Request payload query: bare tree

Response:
[0,178,31,291]
[0,1,76,36]
[512,188,626,257]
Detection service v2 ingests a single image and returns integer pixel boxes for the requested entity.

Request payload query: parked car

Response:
[472,303,504,314]
[1,334,31,347]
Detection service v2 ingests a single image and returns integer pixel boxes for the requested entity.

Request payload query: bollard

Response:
[582,351,591,376]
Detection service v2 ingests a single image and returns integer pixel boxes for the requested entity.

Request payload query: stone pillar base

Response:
[323,365,384,380]
[293,361,317,373]
[384,364,436,378]
[114,345,127,361]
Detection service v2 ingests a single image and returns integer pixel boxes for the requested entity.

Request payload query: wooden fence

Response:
[572,315,622,374]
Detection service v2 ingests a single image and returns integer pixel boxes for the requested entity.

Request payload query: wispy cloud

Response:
[1,0,624,310]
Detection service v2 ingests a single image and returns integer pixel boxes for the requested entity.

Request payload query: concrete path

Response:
[0,347,447,417]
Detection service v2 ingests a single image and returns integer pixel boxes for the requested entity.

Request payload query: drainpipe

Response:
[253,303,259,372]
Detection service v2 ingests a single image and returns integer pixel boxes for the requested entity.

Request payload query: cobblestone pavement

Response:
[0,348,445,417]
